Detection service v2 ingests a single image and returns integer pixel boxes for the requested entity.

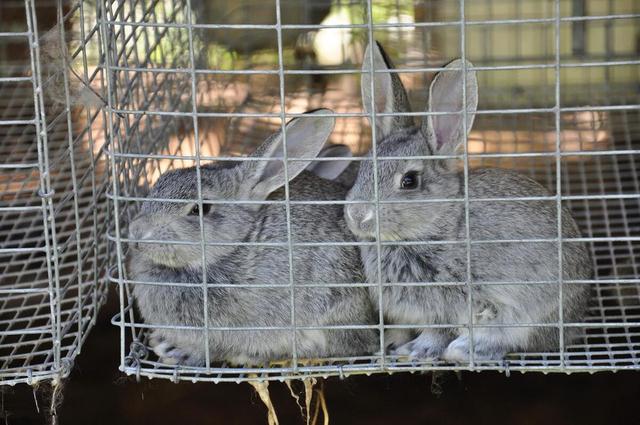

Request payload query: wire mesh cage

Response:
[0,0,109,385]
[104,0,640,383]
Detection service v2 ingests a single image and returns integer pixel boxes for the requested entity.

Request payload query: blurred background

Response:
[0,0,639,423]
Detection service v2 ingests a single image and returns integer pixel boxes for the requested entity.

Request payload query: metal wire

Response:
[101,0,640,382]
[0,0,109,385]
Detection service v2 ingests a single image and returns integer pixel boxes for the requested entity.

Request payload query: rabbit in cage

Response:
[343,41,593,362]
[127,109,377,366]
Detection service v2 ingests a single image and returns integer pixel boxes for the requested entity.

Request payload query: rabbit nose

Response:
[129,217,152,248]
[346,205,376,232]
[128,223,141,249]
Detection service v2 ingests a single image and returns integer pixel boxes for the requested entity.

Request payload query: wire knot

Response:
[38,188,55,199]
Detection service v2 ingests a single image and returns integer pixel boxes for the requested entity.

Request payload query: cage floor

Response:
[113,79,640,381]
[0,82,109,385]
[119,276,640,382]
[122,279,640,383]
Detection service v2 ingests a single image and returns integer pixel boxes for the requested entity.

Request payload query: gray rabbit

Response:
[344,42,593,362]
[128,109,377,366]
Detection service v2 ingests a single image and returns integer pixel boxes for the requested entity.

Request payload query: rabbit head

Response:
[129,109,335,269]
[345,41,477,241]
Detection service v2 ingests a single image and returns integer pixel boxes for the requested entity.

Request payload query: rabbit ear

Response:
[306,144,352,180]
[361,41,413,141]
[240,109,335,200]
[423,59,478,155]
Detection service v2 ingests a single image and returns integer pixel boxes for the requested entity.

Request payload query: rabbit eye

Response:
[400,171,420,190]
[188,203,212,216]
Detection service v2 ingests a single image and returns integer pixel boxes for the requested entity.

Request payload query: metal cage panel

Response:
[103,0,640,382]
[0,0,109,385]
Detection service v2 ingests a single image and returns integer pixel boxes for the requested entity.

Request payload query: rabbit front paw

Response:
[152,339,203,366]
[442,336,506,363]
[390,331,447,360]
[383,329,413,351]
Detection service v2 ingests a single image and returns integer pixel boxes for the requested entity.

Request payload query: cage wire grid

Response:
[0,0,110,385]
[102,0,640,382]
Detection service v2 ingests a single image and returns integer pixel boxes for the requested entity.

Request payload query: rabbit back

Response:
[467,168,592,347]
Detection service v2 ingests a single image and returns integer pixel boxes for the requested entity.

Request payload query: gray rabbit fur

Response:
[344,42,593,362]
[128,109,377,366]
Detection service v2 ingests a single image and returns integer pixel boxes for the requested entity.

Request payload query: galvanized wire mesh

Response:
[103,0,640,382]
[0,0,109,385]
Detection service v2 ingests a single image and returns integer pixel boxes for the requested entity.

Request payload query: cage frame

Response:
[100,0,640,383]
[0,0,110,386]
